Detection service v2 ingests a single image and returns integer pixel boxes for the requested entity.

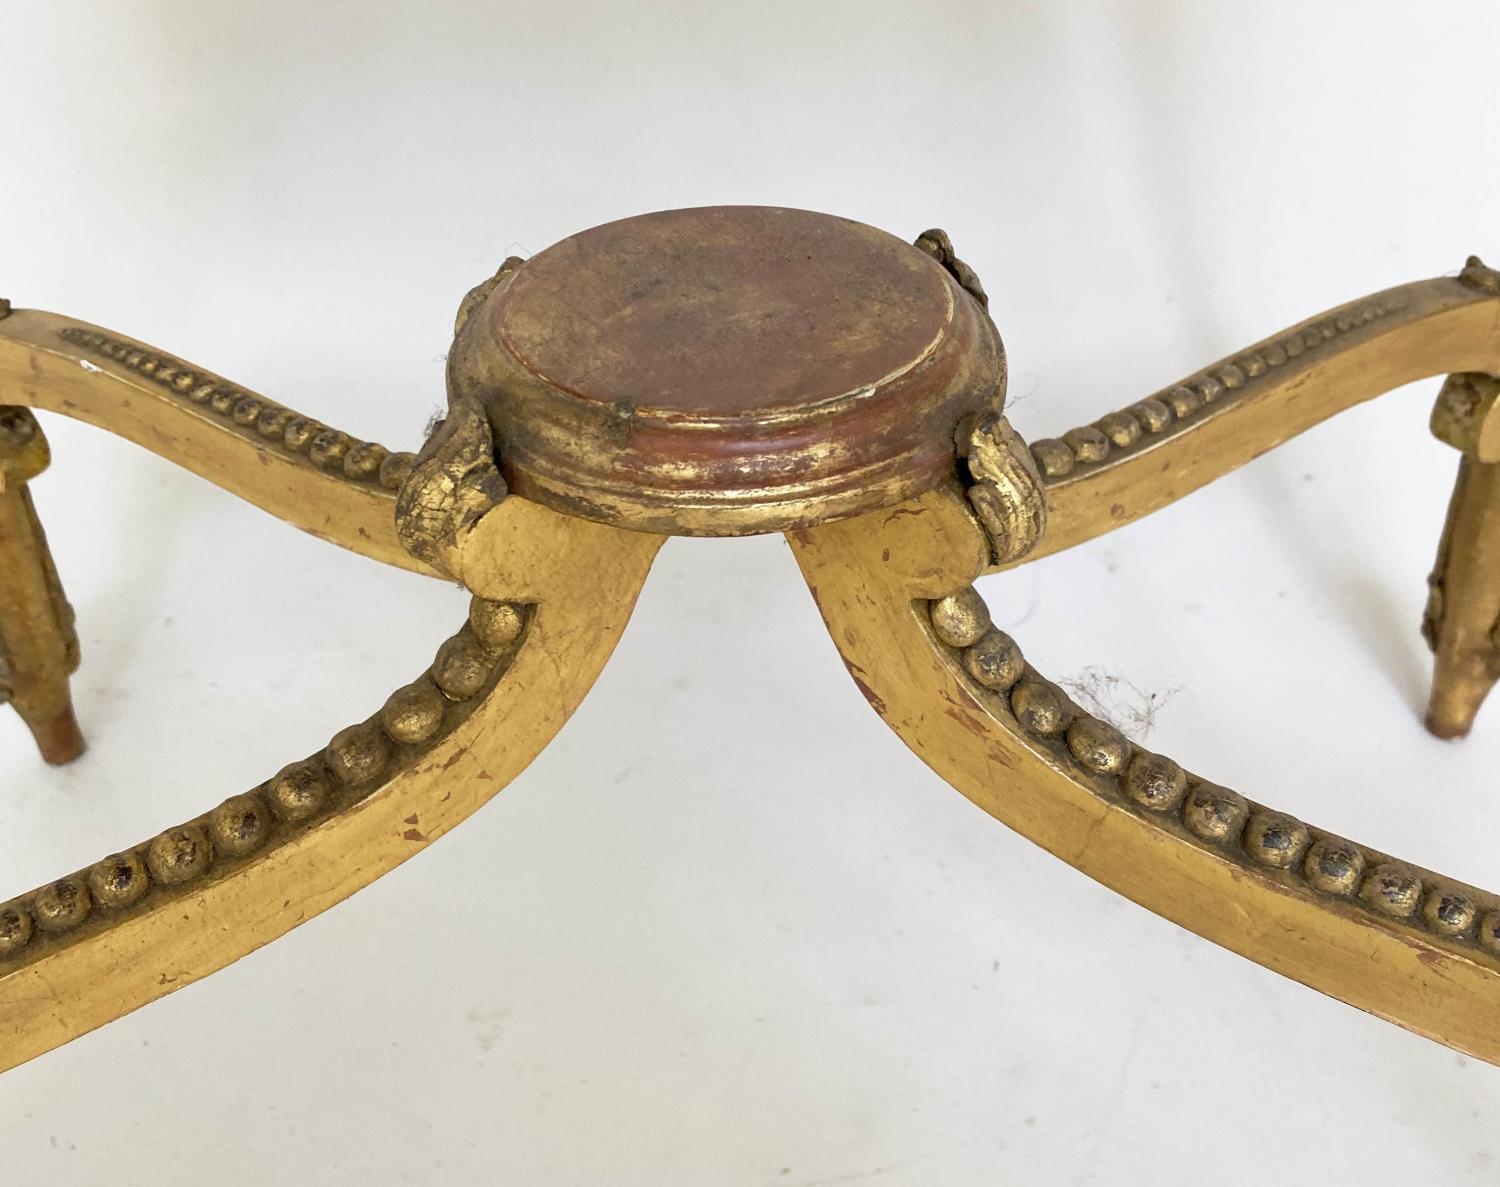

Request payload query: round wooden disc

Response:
[452,206,1004,536]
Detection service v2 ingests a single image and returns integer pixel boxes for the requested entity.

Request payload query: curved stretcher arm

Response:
[1000,260,1500,569]
[792,484,1500,1063]
[0,498,662,1072]
[0,306,440,577]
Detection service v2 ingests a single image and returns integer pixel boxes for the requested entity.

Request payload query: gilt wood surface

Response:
[2,212,1499,1080]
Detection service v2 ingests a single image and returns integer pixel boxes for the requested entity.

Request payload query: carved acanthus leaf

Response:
[395,398,508,576]
[966,414,1046,566]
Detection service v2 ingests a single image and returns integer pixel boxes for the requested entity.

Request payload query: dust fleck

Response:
[467,1005,509,1052]
[1057,666,1179,741]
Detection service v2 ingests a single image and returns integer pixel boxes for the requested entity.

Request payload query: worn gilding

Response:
[2,214,1500,1094]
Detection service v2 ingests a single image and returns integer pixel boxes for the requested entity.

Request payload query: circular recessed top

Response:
[493,206,954,421]
[454,206,1004,536]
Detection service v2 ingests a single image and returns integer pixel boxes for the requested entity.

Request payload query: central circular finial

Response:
[498,206,954,418]
[451,206,1005,536]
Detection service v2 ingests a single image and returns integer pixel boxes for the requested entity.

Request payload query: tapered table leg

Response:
[1423,371,1500,737]
[0,408,82,764]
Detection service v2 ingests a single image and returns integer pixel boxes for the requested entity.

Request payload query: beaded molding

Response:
[0,595,528,966]
[56,327,418,491]
[927,585,1500,958]
[1026,291,1413,481]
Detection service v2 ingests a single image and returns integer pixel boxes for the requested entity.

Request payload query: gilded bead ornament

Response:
[961,629,1025,692]
[930,588,992,648]
[469,598,525,652]
[433,631,492,700]
[1129,398,1173,433]
[1165,385,1202,419]
[1096,411,1142,448]
[325,721,390,786]
[0,906,33,956]
[210,793,272,858]
[33,879,91,932]
[1009,677,1072,736]
[379,451,417,490]
[1243,811,1311,870]
[1122,751,1187,812]
[1303,837,1364,896]
[1065,716,1132,775]
[1061,426,1110,464]
[282,418,317,450]
[267,760,330,823]
[88,853,150,910]
[1361,864,1424,919]
[1424,889,1479,939]
[1216,363,1246,391]
[147,826,211,886]
[381,679,448,745]
[1029,439,1074,477]
[1180,782,1250,843]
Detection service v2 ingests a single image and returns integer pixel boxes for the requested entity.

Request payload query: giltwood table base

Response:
[3,208,1500,1081]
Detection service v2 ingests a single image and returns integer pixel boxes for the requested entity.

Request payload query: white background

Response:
[3,3,1500,1183]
